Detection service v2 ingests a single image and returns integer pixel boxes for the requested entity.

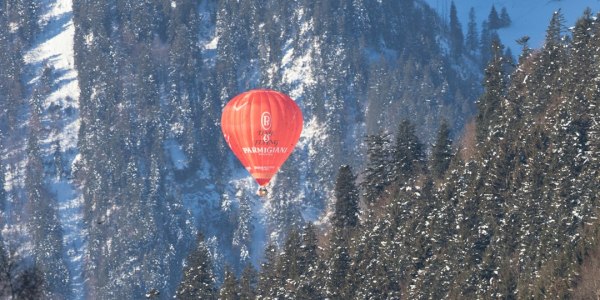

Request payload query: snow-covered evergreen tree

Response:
[176,232,217,299]
[430,120,454,179]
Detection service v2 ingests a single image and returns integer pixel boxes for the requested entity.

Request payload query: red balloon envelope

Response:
[221,89,303,187]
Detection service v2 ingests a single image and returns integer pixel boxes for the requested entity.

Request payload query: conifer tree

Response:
[11,0,39,44]
[62,2,600,299]
[476,39,507,143]
[351,223,380,298]
[0,160,6,213]
[333,165,360,229]
[541,10,567,78]
[238,263,257,300]
[487,5,501,29]
[545,10,566,47]
[166,0,203,166]
[430,120,453,179]
[18,266,44,299]
[354,215,402,299]
[516,35,532,63]
[299,224,319,272]
[0,254,45,300]
[25,104,70,299]
[0,9,24,131]
[256,243,280,298]
[479,21,492,66]
[324,229,351,299]
[277,228,303,286]
[52,141,64,180]
[499,7,511,28]
[176,232,216,299]
[528,10,567,116]
[391,120,425,185]
[449,1,464,58]
[296,223,323,299]
[0,241,12,298]
[219,266,239,300]
[361,133,391,203]
[465,8,479,55]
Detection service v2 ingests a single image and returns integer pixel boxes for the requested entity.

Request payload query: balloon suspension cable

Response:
[257,187,268,197]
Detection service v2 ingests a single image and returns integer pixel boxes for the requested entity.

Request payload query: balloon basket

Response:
[257,187,268,197]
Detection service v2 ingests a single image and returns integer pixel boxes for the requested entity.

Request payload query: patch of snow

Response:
[165,139,189,170]
[23,0,83,298]
[9,22,19,33]
[298,116,328,157]
[198,0,217,66]
[281,39,317,99]
[204,35,219,50]
[280,10,317,100]
[53,183,87,300]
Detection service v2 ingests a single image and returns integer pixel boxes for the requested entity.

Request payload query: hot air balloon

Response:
[221,89,303,196]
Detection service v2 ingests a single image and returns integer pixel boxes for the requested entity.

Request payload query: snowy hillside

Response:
[23,0,84,298]
[424,0,600,53]
[3,0,599,298]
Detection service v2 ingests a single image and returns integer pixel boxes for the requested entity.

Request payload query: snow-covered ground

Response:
[424,0,600,53]
[23,0,84,298]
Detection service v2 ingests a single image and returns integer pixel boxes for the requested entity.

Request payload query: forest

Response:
[180,8,600,300]
[0,0,597,299]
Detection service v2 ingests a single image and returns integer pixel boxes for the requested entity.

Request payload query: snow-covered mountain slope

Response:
[3,0,486,297]
[23,0,83,298]
[424,0,600,53]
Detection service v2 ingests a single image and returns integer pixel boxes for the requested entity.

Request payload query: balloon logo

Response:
[221,89,303,195]
[261,112,272,130]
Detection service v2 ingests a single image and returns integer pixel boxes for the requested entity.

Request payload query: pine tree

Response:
[333,165,360,229]
[361,133,391,203]
[52,141,64,180]
[12,262,44,299]
[256,243,280,298]
[10,0,39,44]
[479,21,494,67]
[516,36,532,63]
[0,160,6,213]
[499,7,511,28]
[430,120,453,179]
[25,105,70,299]
[219,266,239,300]
[277,228,303,289]
[296,223,323,299]
[324,229,351,299]
[166,0,203,166]
[299,224,319,272]
[476,39,507,143]
[449,1,464,58]
[465,8,479,55]
[233,194,252,262]
[0,8,25,131]
[503,47,515,69]
[353,214,402,299]
[238,263,257,300]
[0,241,11,298]
[526,10,567,117]
[0,236,45,298]
[391,120,425,185]
[544,10,566,52]
[487,5,501,30]
[176,232,217,299]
